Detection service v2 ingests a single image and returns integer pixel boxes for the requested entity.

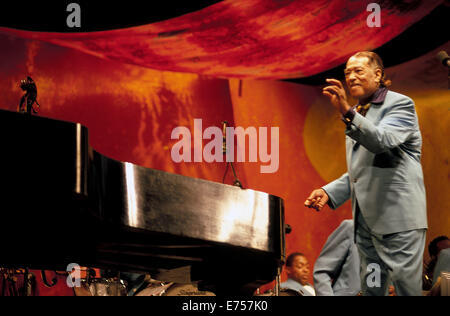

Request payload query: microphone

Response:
[437,51,450,68]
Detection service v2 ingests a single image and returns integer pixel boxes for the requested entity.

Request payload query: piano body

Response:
[0,109,285,295]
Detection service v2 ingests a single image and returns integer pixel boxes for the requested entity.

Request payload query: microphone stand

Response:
[221,121,243,188]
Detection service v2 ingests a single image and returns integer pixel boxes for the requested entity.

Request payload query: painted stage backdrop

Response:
[0,0,448,294]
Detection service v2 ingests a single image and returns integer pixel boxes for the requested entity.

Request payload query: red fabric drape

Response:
[0,0,442,79]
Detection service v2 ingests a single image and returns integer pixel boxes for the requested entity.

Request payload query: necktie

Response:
[356,103,371,117]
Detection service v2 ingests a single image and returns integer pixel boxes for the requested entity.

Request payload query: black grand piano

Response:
[0,109,285,295]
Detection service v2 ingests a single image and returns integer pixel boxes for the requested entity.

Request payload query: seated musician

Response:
[426,236,450,286]
[425,236,450,296]
[280,252,316,296]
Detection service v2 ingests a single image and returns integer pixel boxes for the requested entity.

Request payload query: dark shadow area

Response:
[0,0,222,32]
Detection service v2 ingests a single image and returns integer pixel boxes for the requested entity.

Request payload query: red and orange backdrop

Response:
[0,0,449,293]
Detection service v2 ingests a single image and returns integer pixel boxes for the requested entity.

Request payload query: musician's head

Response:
[344,51,391,101]
[285,252,310,286]
[428,235,450,259]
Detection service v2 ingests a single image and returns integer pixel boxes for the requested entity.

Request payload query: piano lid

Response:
[0,109,285,293]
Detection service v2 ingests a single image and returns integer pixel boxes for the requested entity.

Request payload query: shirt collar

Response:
[359,86,388,105]
[284,278,310,290]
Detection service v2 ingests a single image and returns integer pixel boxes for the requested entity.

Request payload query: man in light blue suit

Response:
[313,219,360,296]
[304,51,427,296]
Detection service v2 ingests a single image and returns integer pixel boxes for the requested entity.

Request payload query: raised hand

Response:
[322,79,351,115]
[304,188,329,212]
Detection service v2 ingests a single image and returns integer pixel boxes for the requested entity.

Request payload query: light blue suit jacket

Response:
[280,278,315,296]
[432,248,450,286]
[313,220,360,296]
[322,90,427,235]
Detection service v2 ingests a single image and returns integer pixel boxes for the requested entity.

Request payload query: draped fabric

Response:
[0,1,448,294]
[0,0,443,79]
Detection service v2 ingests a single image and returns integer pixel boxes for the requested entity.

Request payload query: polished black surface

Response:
[0,109,285,295]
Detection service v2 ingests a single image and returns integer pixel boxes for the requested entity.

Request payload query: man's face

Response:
[286,255,310,286]
[344,56,382,101]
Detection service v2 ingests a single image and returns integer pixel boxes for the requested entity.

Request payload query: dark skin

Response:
[304,56,382,211]
[286,255,311,286]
